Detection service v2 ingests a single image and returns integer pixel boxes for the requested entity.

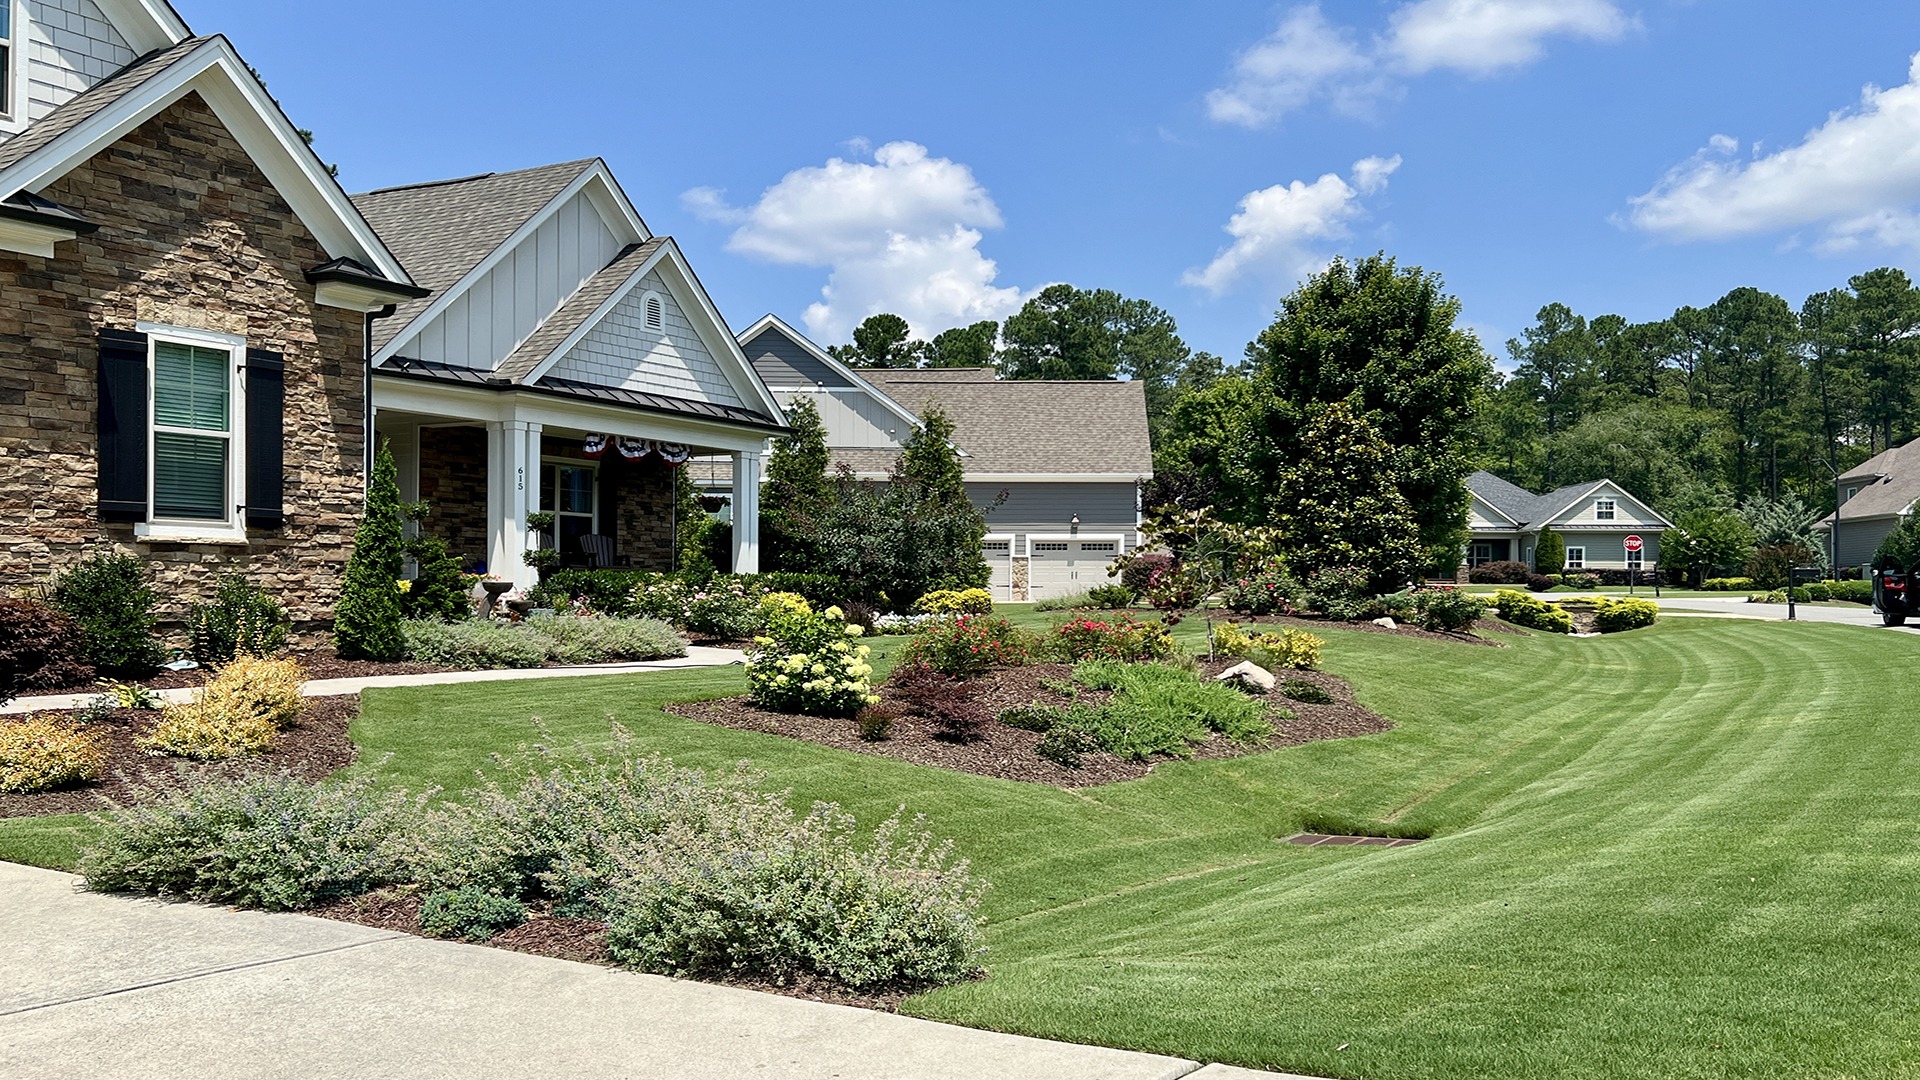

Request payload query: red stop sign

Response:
[1624,534,1644,553]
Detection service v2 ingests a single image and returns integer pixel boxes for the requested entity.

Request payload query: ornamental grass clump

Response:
[747,604,877,718]
[138,656,308,760]
[0,715,106,793]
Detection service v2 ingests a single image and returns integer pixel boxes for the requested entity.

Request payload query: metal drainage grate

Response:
[1285,833,1424,848]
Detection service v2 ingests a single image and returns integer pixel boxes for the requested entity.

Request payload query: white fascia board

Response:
[1535,481,1611,528]
[1541,480,1672,530]
[0,38,411,284]
[1469,491,1521,527]
[100,0,192,51]
[579,160,650,244]
[372,373,777,452]
[738,312,925,434]
[0,217,81,257]
[372,164,635,365]
[964,473,1148,483]
[651,241,789,423]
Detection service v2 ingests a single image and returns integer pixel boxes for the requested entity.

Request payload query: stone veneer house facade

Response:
[0,4,428,628]
[698,315,1153,601]
[0,1,789,629]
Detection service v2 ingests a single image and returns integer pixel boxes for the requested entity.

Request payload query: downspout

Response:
[363,305,396,498]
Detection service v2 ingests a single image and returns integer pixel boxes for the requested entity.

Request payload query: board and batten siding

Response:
[21,0,135,124]
[974,481,1138,532]
[388,190,623,370]
[744,329,854,389]
[1558,531,1660,570]
[545,268,745,406]
[774,388,907,450]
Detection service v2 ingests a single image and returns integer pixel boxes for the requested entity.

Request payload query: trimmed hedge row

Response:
[529,570,851,616]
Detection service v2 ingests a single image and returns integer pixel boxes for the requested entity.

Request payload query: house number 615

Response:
[516,465,525,493]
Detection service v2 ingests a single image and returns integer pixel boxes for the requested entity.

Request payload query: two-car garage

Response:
[986,537,1125,601]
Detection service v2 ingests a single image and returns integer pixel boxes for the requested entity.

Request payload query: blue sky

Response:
[194,1,1920,364]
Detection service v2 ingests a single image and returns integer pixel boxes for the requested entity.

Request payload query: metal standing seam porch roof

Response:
[377,357,787,434]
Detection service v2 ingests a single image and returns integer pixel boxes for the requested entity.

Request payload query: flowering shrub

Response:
[1220,560,1299,616]
[1301,566,1379,621]
[747,605,877,717]
[1213,624,1323,670]
[899,615,1030,677]
[914,588,994,615]
[872,612,944,635]
[1142,563,1200,610]
[0,715,106,793]
[1051,615,1177,664]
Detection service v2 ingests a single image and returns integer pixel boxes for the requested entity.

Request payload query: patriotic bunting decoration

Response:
[653,442,691,465]
[616,436,651,459]
[580,433,610,458]
[580,434,694,467]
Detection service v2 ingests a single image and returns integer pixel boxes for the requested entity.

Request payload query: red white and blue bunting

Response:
[580,433,693,467]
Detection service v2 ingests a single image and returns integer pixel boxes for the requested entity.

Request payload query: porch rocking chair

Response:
[577,534,623,570]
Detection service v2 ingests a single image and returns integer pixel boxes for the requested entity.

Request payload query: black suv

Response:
[1874,566,1912,627]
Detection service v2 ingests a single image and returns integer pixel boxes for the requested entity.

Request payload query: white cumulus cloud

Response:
[1205,0,1633,128]
[1624,51,1920,252]
[684,142,1026,342]
[1183,156,1403,294]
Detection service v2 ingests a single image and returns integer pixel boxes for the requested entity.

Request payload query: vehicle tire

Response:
[1885,613,1907,627]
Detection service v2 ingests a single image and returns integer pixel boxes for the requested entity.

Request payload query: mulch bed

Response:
[668,660,1393,789]
[0,696,359,819]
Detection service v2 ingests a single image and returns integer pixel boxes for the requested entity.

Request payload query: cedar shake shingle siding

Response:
[0,92,366,631]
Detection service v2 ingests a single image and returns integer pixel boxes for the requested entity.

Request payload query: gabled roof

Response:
[860,370,1153,478]
[1468,471,1545,525]
[1820,440,1920,524]
[1467,471,1673,531]
[737,314,926,434]
[493,238,668,383]
[352,160,634,352]
[0,35,416,287]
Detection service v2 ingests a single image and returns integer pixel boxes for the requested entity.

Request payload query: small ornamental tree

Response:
[899,406,969,504]
[1535,527,1566,575]
[334,441,406,660]
[1270,402,1424,591]
[1872,514,1920,572]
[1662,508,1757,587]
[762,397,834,575]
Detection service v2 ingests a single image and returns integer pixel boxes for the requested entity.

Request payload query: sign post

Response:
[1625,535,1644,595]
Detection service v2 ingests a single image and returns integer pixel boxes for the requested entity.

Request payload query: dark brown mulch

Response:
[668,660,1394,788]
[1212,612,1503,648]
[489,914,613,966]
[34,650,457,697]
[0,696,359,819]
[310,886,427,934]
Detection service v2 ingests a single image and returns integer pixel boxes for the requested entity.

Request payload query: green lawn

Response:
[5,618,1917,1079]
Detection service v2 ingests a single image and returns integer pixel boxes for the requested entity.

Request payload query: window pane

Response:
[154,432,227,519]
[559,514,592,555]
[0,7,11,38]
[540,465,556,512]
[557,466,594,514]
[153,343,230,431]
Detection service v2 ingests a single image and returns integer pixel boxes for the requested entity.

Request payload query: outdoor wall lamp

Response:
[1070,514,1080,525]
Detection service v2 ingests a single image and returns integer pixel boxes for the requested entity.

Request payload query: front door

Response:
[541,461,598,560]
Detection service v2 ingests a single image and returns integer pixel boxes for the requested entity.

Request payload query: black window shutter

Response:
[244,349,285,529]
[97,329,149,522]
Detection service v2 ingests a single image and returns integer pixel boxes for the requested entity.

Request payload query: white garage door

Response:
[984,540,1012,599]
[1027,540,1120,599]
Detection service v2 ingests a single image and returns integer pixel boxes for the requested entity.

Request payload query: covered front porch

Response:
[373,364,777,590]
[1465,532,1531,569]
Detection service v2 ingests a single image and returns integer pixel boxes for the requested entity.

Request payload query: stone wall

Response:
[540,437,677,571]
[0,93,367,634]
[417,426,489,571]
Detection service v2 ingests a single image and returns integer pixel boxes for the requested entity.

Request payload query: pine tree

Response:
[762,398,833,573]
[334,441,406,660]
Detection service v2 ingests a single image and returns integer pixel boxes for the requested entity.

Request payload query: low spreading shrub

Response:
[889,663,990,741]
[186,575,290,663]
[1828,579,1873,603]
[914,588,994,615]
[0,598,93,704]
[1280,679,1334,705]
[746,605,877,718]
[1050,616,1177,664]
[1221,561,1299,616]
[139,656,308,760]
[1560,573,1602,590]
[900,615,1029,677]
[1411,588,1488,632]
[1592,597,1659,633]
[871,612,943,635]
[997,704,1062,732]
[50,551,164,676]
[419,887,527,941]
[400,617,685,669]
[78,772,425,910]
[1525,573,1558,593]
[1035,720,1101,768]
[1802,582,1832,602]
[401,619,548,669]
[0,715,106,793]
[854,703,898,742]
[1493,590,1573,634]
[1073,661,1270,759]
[1214,624,1324,670]
[1467,560,1534,585]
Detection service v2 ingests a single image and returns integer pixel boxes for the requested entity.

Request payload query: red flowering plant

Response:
[1219,558,1300,616]
[1051,615,1178,664]
[899,614,1031,678]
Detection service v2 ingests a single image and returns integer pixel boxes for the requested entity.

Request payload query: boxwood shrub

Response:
[1493,590,1574,634]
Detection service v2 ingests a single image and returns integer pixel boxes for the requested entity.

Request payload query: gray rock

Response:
[1214,660,1275,694]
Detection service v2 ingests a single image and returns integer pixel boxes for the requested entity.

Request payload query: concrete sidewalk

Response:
[0,646,747,716]
[0,863,1313,1079]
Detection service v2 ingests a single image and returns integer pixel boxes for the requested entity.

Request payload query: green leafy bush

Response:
[1560,573,1602,590]
[915,588,993,615]
[0,715,106,793]
[1702,577,1758,592]
[997,704,1062,732]
[187,575,290,663]
[400,534,471,622]
[746,605,877,717]
[1829,579,1873,603]
[50,551,164,676]
[1592,597,1659,633]
[1072,661,1270,759]
[1493,590,1573,634]
[1035,721,1101,768]
[1302,566,1378,621]
[1803,582,1832,602]
[1280,679,1335,705]
[78,772,425,910]
[0,598,92,704]
[901,615,1030,677]
[399,617,684,669]
[1050,615,1177,664]
[1221,559,1298,616]
[1412,588,1487,632]
[401,619,548,669]
[419,887,527,941]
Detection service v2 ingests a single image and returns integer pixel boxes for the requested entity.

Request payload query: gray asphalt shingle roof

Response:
[1469,471,1606,528]
[352,159,598,352]
[1823,441,1920,523]
[492,239,666,383]
[0,37,212,174]
[858,370,1153,476]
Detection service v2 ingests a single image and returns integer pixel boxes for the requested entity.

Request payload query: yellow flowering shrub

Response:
[0,715,107,793]
[914,588,994,615]
[1214,623,1323,670]
[746,605,878,717]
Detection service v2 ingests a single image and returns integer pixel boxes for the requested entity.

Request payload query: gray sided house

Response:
[354,161,789,588]
[1466,471,1672,574]
[1814,441,1918,569]
[0,5,428,627]
[721,315,1154,601]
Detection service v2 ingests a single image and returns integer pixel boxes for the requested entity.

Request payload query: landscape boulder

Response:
[1214,660,1275,695]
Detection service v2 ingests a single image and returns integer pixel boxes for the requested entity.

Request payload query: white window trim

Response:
[542,456,600,538]
[0,0,25,132]
[1594,498,1616,521]
[1627,548,1645,570]
[1565,546,1586,570]
[134,323,248,543]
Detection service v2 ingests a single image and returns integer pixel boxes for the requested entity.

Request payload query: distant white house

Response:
[1466,472,1672,573]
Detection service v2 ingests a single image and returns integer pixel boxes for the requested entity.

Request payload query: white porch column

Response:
[732,447,764,574]
[486,420,542,590]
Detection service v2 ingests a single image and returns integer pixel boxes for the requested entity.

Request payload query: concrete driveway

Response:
[0,862,1307,1080]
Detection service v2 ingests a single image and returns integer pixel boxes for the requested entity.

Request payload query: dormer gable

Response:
[1,0,189,140]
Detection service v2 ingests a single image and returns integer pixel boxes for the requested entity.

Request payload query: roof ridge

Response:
[353,158,599,199]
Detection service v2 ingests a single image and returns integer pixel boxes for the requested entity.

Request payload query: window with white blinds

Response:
[151,341,234,521]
